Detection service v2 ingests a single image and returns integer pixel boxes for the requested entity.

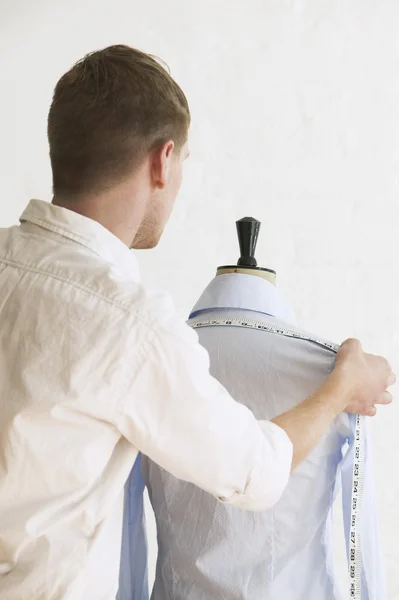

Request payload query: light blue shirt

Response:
[118,454,148,600]
[119,274,386,599]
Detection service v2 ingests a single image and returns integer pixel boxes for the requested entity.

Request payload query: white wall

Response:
[1,0,398,596]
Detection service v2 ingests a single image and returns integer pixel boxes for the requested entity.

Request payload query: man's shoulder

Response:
[0,227,180,336]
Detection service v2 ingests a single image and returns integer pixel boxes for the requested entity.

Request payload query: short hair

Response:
[48,44,190,197]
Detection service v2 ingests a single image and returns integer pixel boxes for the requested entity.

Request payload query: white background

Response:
[1,0,398,597]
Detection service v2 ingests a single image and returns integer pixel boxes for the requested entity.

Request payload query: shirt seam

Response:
[19,222,83,248]
[0,255,144,314]
[22,216,107,256]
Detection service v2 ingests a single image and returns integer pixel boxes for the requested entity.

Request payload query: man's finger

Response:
[355,405,377,416]
[376,391,393,405]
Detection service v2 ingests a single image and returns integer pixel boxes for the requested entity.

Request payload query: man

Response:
[140,221,386,599]
[0,45,394,600]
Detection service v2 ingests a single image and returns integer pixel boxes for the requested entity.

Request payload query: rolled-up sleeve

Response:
[116,293,293,512]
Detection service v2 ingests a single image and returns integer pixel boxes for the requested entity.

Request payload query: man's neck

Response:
[52,180,146,248]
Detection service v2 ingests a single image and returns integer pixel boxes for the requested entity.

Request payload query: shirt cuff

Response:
[218,420,293,512]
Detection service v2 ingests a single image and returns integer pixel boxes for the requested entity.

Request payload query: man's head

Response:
[48,45,190,248]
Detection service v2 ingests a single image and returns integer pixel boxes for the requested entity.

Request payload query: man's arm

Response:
[116,296,394,512]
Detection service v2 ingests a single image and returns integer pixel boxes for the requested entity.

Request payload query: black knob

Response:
[236,217,260,267]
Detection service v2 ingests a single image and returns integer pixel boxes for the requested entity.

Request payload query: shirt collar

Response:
[20,199,140,280]
[190,273,295,323]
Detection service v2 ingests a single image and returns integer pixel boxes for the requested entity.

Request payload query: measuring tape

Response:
[190,314,365,600]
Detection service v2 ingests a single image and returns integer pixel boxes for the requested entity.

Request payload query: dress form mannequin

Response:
[216,217,276,286]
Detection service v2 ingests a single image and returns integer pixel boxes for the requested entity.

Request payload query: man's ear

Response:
[151,141,175,189]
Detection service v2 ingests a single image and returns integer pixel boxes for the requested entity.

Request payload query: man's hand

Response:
[272,337,395,471]
[334,338,395,416]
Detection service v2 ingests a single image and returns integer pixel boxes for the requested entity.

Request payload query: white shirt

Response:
[0,200,293,600]
[140,274,386,600]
